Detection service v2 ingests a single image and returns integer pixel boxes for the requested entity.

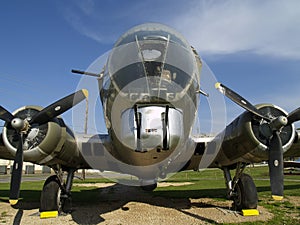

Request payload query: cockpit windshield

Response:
[104,23,199,103]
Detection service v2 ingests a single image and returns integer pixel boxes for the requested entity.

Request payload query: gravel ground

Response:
[0,183,274,225]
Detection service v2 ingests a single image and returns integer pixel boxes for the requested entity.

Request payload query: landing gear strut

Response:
[222,163,258,211]
[40,167,76,215]
[140,179,158,191]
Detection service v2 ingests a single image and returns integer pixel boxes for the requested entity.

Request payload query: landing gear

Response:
[40,175,62,213]
[140,179,158,191]
[223,163,258,211]
[40,168,76,215]
[234,173,258,210]
[141,183,157,192]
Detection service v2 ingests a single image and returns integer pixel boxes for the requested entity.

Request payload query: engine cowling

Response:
[2,106,84,168]
[214,104,295,166]
[283,129,300,158]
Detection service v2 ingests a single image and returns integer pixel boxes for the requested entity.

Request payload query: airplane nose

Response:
[121,105,183,152]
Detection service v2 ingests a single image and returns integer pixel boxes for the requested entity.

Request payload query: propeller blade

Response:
[30,89,88,125]
[9,133,24,205]
[287,107,300,125]
[215,83,270,121]
[0,106,14,123]
[268,132,284,200]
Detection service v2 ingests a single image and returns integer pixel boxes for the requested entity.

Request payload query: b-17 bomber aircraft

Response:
[0,23,300,218]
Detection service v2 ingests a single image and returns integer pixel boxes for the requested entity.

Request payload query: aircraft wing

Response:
[0,90,92,177]
[74,133,114,171]
[189,127,300,171]
[0,126,114,171]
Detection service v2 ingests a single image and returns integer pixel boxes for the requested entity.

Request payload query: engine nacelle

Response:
[2,106,84,168]
[214,104,295,166]
[284,129,300,158]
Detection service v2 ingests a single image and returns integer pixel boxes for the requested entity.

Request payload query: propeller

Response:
[268,132,284,199]
[0,89,88,205]
[215,83,270,121]
[215,82,299,200]
[286,107,300,125]
[9,120,24,205]
[0,106,14,123]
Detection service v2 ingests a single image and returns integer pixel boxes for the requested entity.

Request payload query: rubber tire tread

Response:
[235,173,258,210]
[40,175,61,212]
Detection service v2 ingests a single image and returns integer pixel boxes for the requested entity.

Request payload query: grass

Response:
[156,166,300,225]
[0,166,299,224]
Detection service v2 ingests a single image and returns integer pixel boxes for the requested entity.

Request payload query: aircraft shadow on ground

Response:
[67,183,229,224]
[0,183,299,224]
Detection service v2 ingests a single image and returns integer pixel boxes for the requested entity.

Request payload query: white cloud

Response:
[173,0,300,60]
[60,0,300,60]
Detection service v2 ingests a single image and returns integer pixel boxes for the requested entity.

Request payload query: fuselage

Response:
[99,23,201,174]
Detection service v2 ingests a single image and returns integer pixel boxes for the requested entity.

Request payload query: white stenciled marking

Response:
[241,100,247,105]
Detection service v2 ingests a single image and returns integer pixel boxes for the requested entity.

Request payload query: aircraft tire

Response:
[141,183,157,191]
[234,173,258,211]
[40,175,62,213]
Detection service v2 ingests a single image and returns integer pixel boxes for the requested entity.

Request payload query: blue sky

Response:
[1,0,300,133]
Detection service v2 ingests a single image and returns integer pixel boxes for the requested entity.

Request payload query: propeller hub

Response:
[11,118,29,132]
[270,116,288,130]
[259,116,288,139]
